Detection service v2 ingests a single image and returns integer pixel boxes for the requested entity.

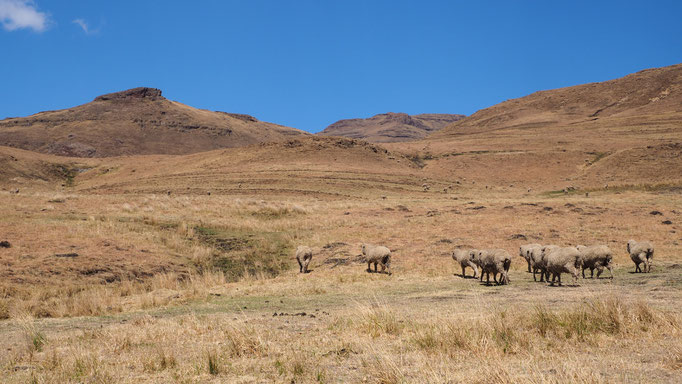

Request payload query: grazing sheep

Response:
[627,240,654,273]
[519,243,542,273]
[468,249,485,281]
[544,246,582,286]
[576,245,613,279]
[295,246,313,273]
[361,244,392,275]
[531,245,557,282]
[452,248,479,278]
[472,249,512,285]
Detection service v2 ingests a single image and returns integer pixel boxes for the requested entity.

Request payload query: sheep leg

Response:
[367,262,372,273]
[532,267,537,282]
[526,259,531,273]
[297,258,303,273]
[374,262,378,272]
[634,262,641,273]
[303,258,310,273]
[590,267,595,278]
[557,273,562,286]
[461,265,466,277]
[582,267,586,279]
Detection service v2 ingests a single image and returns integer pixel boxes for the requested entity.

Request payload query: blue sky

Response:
[1,1,681,133]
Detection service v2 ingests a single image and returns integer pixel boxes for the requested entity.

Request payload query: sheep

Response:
[627,240,654,273]
[519,243,541,273]
[544,246,582,286]
[468,249,485,281]
[472,249,512,285]
[452,248,478,278]
[530,245,557,282]
[295,246,313,273]
[576,245,613,279]
[361,243,392,275]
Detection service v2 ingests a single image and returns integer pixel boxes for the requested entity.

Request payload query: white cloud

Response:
[0,0,49,32]
[73,18,89,34]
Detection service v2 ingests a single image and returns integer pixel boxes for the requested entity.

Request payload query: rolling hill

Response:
[0,87,308,157]
[433,63,682,138]
[319,112,465,142]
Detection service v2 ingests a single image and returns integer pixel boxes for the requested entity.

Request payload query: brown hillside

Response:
[72,136,427,197]
[319,112,465,142]
[0,146,96,190]
[0,87,308,157]
[433,63,682,137]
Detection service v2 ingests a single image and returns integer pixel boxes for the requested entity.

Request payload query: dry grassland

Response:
[1,184,681,383]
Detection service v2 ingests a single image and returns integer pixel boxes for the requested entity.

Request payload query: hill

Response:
[318,112,465,142]
[433,63,682,137]
[71,136,428,197]
[0,87,308,157]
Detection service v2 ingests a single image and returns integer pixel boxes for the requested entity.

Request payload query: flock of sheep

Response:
[296,239,655,286]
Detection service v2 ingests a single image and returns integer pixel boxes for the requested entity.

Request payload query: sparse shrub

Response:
[224,324,267,357]
[364,353,404,384]
[143,348,177,372]
[207,350,221,375]
[17,313,46,354]
[411,322,472,355]
[358,304,404,338]
[0,298,9,319]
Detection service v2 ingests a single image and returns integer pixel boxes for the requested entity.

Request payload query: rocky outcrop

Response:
[319,112,465,143]
[94,87,164,101]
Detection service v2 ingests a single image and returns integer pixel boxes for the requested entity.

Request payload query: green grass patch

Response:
[193,225,292,280]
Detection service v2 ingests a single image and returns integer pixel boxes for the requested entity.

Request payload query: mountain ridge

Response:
[0,87,308,157]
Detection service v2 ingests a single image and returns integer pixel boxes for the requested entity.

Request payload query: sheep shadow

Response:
[547,284,580,288]
[366,269,392,275]
[453,273,477,279]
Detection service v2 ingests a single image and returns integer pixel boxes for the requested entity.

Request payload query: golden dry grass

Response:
[1,183,681,383]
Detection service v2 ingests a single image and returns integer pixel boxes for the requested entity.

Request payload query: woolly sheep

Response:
[361,243,392,275]
[531,245,557,282]
[295,246,313,273]
[627,240,654,273]
[544,246,582,286]
[519,243,541,273]
[576,245,613,279]
[472,249,512,285]
[452,248,479,278]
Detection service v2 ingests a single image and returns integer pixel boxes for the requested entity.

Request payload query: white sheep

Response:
[295,246,313,273]
[361,244,392,275]
[452,248,478,278]
[626,240,654,273]
[576,245,613,278]
[544,246,582,286]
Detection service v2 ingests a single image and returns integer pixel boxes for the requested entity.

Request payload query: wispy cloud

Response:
[0,0,49,32]
[73,18,89,34]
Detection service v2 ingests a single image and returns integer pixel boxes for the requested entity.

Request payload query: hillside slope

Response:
[433,63,682,137]
[72,136,428,197]
[319,112,465,142]
[0,87,307,157]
